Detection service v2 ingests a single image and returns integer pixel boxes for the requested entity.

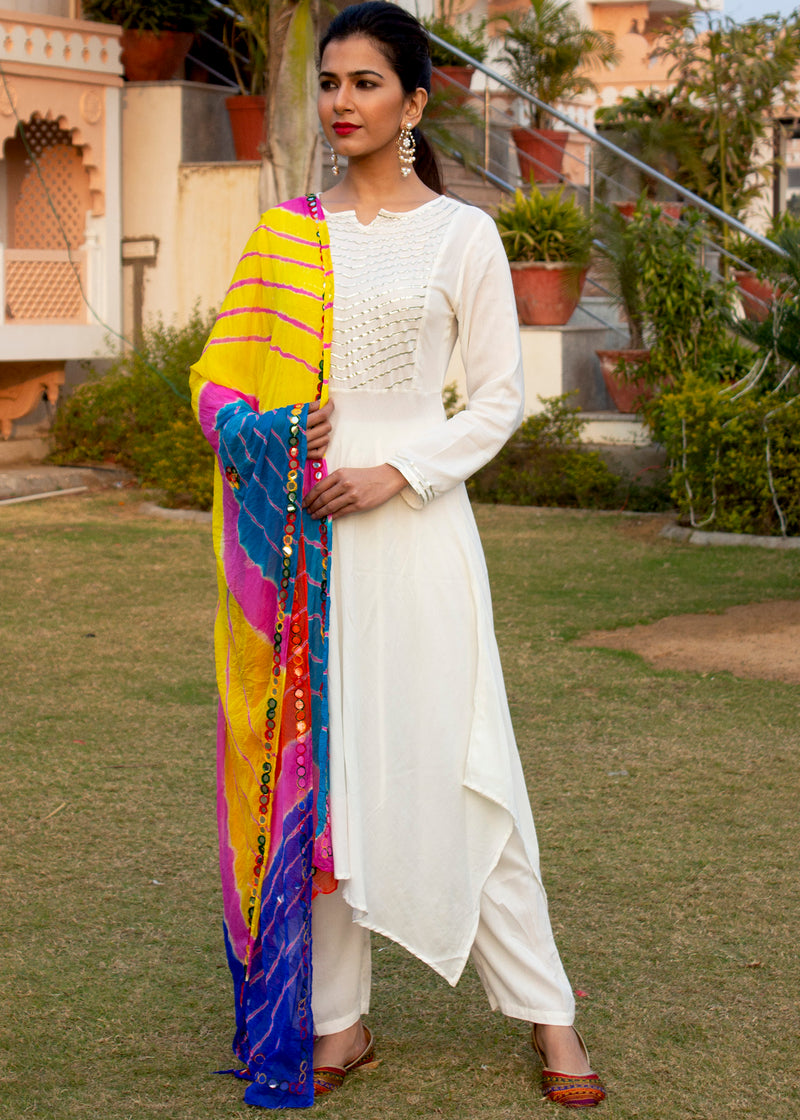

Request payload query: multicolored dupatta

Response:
[190,196,335,1109]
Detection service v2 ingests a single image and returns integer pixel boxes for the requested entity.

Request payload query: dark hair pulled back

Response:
[319,1,443,194]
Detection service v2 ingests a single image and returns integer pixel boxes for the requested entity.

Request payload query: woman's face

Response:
[318,35,424,168]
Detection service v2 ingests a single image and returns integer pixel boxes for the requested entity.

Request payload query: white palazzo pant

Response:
[311,829,576,1035]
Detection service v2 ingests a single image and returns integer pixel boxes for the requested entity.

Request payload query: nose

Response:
[333,80,353,115]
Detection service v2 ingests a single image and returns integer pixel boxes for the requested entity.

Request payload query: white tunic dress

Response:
[323,196,548,985]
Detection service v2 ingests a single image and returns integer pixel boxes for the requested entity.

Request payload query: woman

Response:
[191,2,606,1111]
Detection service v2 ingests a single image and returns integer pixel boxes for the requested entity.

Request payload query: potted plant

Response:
[422,13,487,99]
[595,202,750,413]
[499,0,617,183]
[592,201,650,410]
[222,0,269,160]
[730,212,799,321]
[495,182,592,325]
[81,0,211,81]
[734,227,800,385]
[593,90,697,215]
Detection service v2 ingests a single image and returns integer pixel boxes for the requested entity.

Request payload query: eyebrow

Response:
[319,68,384,79]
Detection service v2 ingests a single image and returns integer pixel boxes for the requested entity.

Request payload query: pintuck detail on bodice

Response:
[323,196,459,393]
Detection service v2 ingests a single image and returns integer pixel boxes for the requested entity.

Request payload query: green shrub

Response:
[631,206,752,389]
[443,380,464,419]
[469,393,665,510]
[657,376,800,535]
[51,307,217,509]
[422,15,488,65]
[136,417,215,512]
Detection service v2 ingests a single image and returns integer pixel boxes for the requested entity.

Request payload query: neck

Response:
[336,155,421,206]
[321,142,438,222]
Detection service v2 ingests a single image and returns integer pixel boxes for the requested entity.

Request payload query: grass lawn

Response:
[1,494,798,1120]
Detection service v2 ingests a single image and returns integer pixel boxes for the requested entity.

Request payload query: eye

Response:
[319,78,337,91]
[356,79,376,89]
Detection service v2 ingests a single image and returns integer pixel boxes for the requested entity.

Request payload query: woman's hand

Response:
[306,399,334,459]
[303,464,406,521]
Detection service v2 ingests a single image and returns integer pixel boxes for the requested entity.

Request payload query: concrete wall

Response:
[121,82,261,336]
[173,163,261,319]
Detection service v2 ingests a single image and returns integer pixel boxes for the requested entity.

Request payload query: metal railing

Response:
[425,30,793,332]
[426,29,788,261]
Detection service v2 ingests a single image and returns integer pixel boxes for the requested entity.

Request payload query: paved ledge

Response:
[139,502,212,524]
[0,465,132,503]
[662,523,800,550]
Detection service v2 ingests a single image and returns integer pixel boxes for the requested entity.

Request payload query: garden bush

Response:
[631,206,753,391]
[657,376,800,535]
[51,307,217,509]
[469,393,669,511]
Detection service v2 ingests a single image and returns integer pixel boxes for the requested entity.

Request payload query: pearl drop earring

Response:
[397,123,416,177]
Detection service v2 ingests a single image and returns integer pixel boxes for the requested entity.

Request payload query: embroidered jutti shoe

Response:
[531,1027,607,1109]
[313,1026,379,1094]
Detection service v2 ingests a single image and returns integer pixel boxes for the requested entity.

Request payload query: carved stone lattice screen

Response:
[4,117,90,322]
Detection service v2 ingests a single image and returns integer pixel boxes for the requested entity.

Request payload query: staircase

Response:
[426,35,787,451]
[439,153,507,210]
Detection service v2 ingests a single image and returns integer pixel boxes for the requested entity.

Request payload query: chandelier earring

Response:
[330,147,340,176]
[397,123,416,177]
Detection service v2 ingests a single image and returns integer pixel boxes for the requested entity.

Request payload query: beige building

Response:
[0,1,122,438]
[119,82,260,347]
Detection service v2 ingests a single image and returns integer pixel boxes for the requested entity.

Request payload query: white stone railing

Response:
[0,10,122,79]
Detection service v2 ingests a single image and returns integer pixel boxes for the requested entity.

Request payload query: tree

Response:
[499,0,618,131]
[651,11,800,219]
[260,0,320,210]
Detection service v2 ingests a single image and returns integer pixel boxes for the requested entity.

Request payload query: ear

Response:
[403,86,429,128]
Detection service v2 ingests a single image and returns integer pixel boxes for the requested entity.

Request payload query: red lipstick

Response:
[333,123,361,135]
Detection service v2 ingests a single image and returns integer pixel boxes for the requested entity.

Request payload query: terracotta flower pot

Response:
[511,128,569,185]
[120,29,194,82]
[226,95,267,161]
[509,261,587,326]
[734,270,776,322]
[596,348,652,412]
[430,64,475,104]
[613,201,683,222]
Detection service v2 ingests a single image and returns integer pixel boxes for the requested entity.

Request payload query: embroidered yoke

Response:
[190,196,334,1110]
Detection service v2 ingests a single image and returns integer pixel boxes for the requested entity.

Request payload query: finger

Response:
[309,492,352,520]
[303,473,338,509]
[311,479,363,520]
[304,421,329,441]
[306,481,353,519]
[307,401,333,429]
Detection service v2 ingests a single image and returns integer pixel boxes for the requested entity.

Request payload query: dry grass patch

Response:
[1,496,799,1119]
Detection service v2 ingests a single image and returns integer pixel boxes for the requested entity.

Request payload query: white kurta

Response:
[323,196,549,986]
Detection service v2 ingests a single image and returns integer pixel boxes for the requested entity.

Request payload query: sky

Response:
[722,0,798,21]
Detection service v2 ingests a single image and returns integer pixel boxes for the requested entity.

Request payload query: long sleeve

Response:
[386,213,524,508]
